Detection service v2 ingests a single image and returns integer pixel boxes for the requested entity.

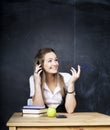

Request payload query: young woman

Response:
[29,48,81,113]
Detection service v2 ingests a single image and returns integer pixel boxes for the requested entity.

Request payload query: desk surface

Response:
[7,112,110,127]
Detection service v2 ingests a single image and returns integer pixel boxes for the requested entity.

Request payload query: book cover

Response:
[23,105,45,109]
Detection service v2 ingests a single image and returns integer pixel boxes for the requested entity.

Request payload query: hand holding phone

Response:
[34,64,43,85]
[34,64,42,74]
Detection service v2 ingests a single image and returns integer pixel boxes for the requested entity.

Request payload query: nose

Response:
[52,60,58,66]
[52,61,56,65]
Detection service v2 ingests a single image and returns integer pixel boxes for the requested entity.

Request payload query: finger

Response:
[70,67,76,76]
[35,67,42,73]
[35,64,42,69]
[35,64,42,71]
[77,65,81,76]
[38,64,42,67]
[37,69,43,75]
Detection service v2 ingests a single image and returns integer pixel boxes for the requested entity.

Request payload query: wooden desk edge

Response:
[6,112,110,127]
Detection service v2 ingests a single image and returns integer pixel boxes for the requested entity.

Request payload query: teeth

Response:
[52,68,57,70]
[51,67,57,69]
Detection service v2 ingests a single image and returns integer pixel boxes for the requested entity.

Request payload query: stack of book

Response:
[22,105,47,117]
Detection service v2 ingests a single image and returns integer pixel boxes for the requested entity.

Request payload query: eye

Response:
[48,59,52,63]
[55,58,58,62]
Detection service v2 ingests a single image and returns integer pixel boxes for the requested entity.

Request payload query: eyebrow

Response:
[47,57,58,60]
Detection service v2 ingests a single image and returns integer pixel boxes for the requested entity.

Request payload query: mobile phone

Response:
[36,59,43,76]
[37,59,42,66]
[56,114,67,118]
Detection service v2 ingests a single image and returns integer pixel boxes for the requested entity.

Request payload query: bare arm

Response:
[65,65,81,113]
[32,64,45,106]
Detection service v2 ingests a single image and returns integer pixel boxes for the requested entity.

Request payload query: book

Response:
[22,113,47,117]
[23,105,45,109]
[22,105,47,114]
[22,108,47,114]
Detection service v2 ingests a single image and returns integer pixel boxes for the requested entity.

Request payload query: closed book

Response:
[22,108,47,114]
[22,105,47,114]
[22,113,46,117]
[23,105,45,109]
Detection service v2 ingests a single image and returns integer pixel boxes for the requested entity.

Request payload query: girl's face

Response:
[43,52,59,74]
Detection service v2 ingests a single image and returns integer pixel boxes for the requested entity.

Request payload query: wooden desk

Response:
[6,112,110,130]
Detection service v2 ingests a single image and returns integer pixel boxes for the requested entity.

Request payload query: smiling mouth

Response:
[51,67,58,69]
[50,68,58,72]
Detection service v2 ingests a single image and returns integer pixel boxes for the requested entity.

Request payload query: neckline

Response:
[44,82,61,94]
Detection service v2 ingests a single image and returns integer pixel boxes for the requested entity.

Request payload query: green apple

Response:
[47,107,56,117]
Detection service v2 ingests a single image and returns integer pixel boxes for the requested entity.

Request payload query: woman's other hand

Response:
[69,65,81,86]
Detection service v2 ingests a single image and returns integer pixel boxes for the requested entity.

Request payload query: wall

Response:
[1,0,110,130]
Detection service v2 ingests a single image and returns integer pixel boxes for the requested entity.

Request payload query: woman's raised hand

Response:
[34,64,43,85]
[69,65,81,85]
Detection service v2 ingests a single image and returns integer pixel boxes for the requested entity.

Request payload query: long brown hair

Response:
[34,48,65,96]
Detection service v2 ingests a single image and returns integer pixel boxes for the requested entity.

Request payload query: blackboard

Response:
[1,1,110,130]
